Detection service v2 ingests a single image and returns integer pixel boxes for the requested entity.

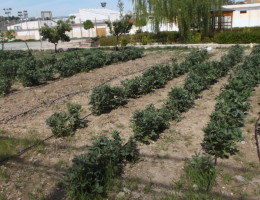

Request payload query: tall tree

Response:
[132,0,228,41]
[0,30,15,50]
[106,15,133,49]
[40,18,74,52]
[117,0,124,19]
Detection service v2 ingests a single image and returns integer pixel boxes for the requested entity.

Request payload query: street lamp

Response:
[3,8,12,17]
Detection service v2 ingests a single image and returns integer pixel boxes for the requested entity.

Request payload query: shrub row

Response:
[63,131,139,199]
[202,46,260,161]
[90,50,208,115]
[131,45,244,144]
[0,50,30,62]
[213,27,260,44]
[0,48,144,95]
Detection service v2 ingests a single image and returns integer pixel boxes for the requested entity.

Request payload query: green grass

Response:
[0,168,10,183]
[0,129,42,161]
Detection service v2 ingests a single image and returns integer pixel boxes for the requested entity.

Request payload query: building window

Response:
[240,11,247,14]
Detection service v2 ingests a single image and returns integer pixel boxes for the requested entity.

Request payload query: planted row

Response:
[90,49,208,115]
[202,46,260,163]
[0,48,144,96]
[131,45,244,144]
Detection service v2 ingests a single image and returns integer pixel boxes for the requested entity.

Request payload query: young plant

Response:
[46,103,85,137]
[131,104,170,144]
[90,85,127,115]
[184,153,216,192]
[63,131,139,199]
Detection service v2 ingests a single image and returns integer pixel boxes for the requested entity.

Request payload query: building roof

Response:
[71,8,121,23]
[223,2,260,9]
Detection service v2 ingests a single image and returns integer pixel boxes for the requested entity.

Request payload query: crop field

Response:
[0,46,259,200]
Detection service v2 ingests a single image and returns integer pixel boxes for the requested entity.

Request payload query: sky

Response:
[0,0,134,18]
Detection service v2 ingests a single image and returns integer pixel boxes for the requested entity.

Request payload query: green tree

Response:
[0,30,15,50]
[106,15,133,48]
[83,20,94,30]
[132,0,227,41]
[40,19,73,52]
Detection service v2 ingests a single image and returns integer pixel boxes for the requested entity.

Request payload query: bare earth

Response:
[0,48,259,200]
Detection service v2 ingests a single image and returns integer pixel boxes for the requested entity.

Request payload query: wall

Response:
[233,8,260,27]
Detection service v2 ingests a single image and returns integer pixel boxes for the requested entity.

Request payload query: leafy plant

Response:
[131,104,170,144]
[16,58,40,87]
[0,79,11,96]
[55,52,82,77]
[90,85,127,115]
[63,131,139,199]
[46,103,85,137]
[166,87,194,114]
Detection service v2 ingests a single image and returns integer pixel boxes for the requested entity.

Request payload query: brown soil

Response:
[1,48,259,200]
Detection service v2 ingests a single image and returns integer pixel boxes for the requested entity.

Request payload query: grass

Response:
[0,194,7,200]
[0,129,42,161]
[222,173,233,184]
[0,168,10,183]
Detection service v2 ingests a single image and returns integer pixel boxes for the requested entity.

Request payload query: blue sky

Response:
[0,0,133,18]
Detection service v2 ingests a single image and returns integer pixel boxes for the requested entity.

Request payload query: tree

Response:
[106,15,133,48]
[117,0,124,19]
[83,20,94,31]
[0,30,15,50]
[131,0,228,41]
[40,18,73,52]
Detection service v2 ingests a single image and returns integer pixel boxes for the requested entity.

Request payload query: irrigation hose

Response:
[255,116,260,162]
[0,65,159,125]
[0,113,93,166]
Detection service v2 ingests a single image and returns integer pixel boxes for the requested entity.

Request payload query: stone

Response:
[117,192,125,198]
[235,175,245,182]
[123,187,131,194]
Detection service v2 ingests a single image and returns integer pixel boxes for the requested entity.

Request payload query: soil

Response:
[0,48,259,200]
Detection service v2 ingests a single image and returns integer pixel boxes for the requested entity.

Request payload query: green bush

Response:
[166,87,194,114]
[0,59,21,80]
[55,52,83,77]
[213,27,260,44]
[99,36,117,46]
[184,153,216,191]
[0,79,11,96]
[63,131,139,199]
[131,104,170,144]
[142,64,173,89]
[90,85,127,115]
[36,55,57,81]
[122,76,152,98]
[16,58,40,87]
[0,50,29,62]
[46,103,85,137]
[120,38,129,46]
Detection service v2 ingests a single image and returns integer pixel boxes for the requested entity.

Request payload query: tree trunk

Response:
[1,42,4,51]
[54,43,57,53]
[116,35,119,51]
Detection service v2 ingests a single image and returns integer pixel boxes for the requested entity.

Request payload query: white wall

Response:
[233,8,260,27]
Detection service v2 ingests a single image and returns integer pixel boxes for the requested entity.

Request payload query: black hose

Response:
[255,117,260,162]
[0,66,154,125]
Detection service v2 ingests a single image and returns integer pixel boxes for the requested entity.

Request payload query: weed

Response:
[222,173,232,184]
[0,168,10,183]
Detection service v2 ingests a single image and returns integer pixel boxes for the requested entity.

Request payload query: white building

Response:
[224,3,260,27]
[69,8,121,38]
[212,3,260,30]
[7,20,57,40]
